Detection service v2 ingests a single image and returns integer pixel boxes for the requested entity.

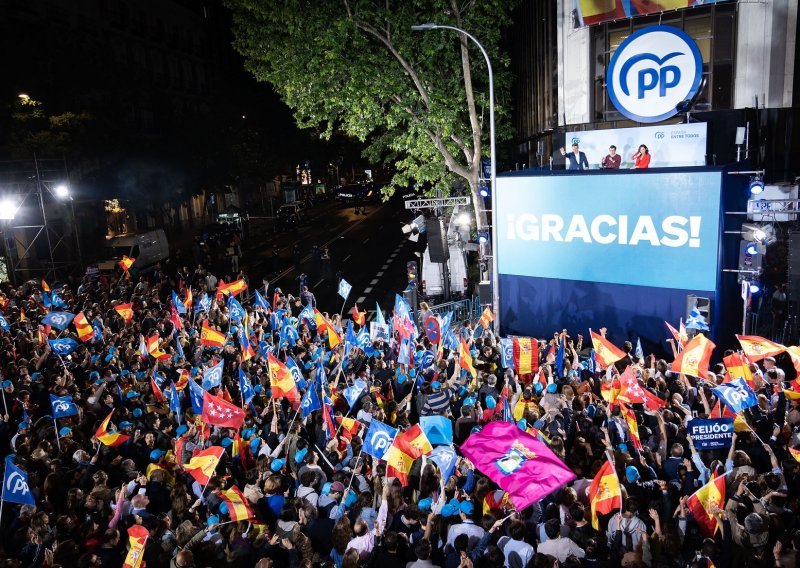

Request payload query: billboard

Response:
[566,123,707,168]
[575,0,732,27]
[496,170,724,341]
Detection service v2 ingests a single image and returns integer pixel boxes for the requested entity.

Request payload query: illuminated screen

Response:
[496,171,722,292]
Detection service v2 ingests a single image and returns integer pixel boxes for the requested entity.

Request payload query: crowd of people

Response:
[0,262,798,568]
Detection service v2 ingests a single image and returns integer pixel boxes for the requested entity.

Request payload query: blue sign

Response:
[688,418,733,450]
[363,420,398,460]
[607,26,703,123]
[496,172,722,291]
[712,378,758,414]
[2,459,36,506]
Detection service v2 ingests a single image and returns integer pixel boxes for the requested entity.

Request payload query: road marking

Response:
[364,287,373,294]
[314,278,325,288]
[370,279,379,285]
[363,237,370,244]
[381,264,389,270]
[365,310,375,321]
[343,254,351,262]
[356,296,366,304]
[376,271,384,277]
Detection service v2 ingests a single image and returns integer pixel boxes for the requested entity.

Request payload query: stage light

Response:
[54,184,70,199]
[749,282,761,294]
[741,223,775,246]
[477,229,489,245]
[457,212,471,228]
[479,182,490,198]
[0,199,17,220]
[749,176,764,195]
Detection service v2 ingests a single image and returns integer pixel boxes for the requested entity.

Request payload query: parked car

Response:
[276,202,305,230]
[335,182,379,204]
[98,229,170,274]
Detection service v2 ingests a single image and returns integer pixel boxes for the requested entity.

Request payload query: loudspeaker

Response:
[426,216,448,263]
[478,281,492,306]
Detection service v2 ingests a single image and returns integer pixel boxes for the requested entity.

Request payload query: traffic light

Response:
[406,261,418,285]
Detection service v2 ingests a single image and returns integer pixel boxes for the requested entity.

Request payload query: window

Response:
[590,3,736,122]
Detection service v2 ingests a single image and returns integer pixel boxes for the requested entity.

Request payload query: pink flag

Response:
[460,421,576,511]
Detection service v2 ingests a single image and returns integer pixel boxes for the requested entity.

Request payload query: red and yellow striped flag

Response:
[620,404,641,449]
[267,352,299,401]
[384,424,432,486]
[200,322,226,348]
[336,416,361,440]
[118,256,135,272]
[351,304,366,326]
[73,312,94,342]
[479,306,495,329]
[672,333,715,378]
[95,410,131,447]
[218,485,254,521]
[217,279,247,298]
[115,303,134,323]
[184,446,224,485]
[735,335,785,362]
[588,458,621,529]
[590,330,626,369]
[687,471,727,536]
[789,447,800,463]
[122,525,149,568]
[459,339,477,378]
[511,337,538,376]
[41,279,50,293]
[146,333,169,360]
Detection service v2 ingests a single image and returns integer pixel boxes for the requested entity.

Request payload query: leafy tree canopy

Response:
[226,0,518,222]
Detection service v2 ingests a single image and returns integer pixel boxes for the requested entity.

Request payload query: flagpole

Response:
[0,389,7,415]
[314,443,336,471]
[53,417,61,451]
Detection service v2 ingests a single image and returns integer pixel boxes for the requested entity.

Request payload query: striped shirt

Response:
[424,388,454,415]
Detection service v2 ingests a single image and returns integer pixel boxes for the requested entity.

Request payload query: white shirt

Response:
[446,520,486,551]
[537,536,586,563]
[606,513,647,551]
[498,536,534,568]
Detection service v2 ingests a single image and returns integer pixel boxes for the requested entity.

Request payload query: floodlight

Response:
[0,199,18,220]
[749,176,764,195]
[54,184,70,199]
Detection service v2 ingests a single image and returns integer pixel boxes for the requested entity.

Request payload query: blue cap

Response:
[58,426,72,436]
[485,395,496,409]
[295,448,308,463]
[322,482,332,495]
[89,371,100,380]
[119,421,134,429]
[463,395,476,407]
[219,502,229,515]
[344,489,357,508]
[547,383,557,393]
[176,425,188,436]
[18,422,29,430]
[534,383,544,394]
[220,437,233,448]
[442,503,459,517]
[459,501,474,516]
[418,498,432,512]
[254,385,262,393]
[626,466,640,482]
[409,369,416,378]
[397,374,407,385]
[150,449,165,461]
[270,458,286,472]
[250,438,261,452]
[133,408,143,418]
[242,428,255,439]
[120,369,129,376]
[586,404,597,418]
[0,380,12,388]
[517,419,527,431]
[31,372,42,381]
[431,381,441,390]
[207,515,220,527]
[618,443,628,454]
[126,391,140,399]
[470,425,482,434]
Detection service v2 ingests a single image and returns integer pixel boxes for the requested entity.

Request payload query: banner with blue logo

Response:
[41,311,75,330]
[2,459,36,506]
[496,171,721,292]
[712,378,758,414]
[688,418,734,450]
[202,361,224,390]
[50,394,79,418]
[363,420,398,460]
[300,384,322,418]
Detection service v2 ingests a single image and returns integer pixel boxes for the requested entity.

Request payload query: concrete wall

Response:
[557,0,591,125]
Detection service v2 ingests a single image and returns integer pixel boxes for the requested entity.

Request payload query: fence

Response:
[418,296,484,330]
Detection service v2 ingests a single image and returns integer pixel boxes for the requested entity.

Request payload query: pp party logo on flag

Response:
[41,311,75,330]
[3,461,35,505]
[338,278,352,300]
[495,440,538,476]
[363,420,398,459]
[202,361,224,390]
[499,338,514,368]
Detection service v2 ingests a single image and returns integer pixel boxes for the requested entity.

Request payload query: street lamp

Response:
[17,93,29,100]
[412,22,500,330]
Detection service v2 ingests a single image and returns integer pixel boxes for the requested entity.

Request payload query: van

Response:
[98,229,169,274]
[420,241,468,301]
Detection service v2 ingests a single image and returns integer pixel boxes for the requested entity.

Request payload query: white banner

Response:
[566,122,707,169]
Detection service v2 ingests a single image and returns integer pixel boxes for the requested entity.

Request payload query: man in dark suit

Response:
[560,143,589,170]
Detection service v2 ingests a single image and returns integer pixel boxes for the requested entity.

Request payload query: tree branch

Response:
[451,0,482,179]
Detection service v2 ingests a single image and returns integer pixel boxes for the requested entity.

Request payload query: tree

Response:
[225,0,517,228]
[2,96,92,159]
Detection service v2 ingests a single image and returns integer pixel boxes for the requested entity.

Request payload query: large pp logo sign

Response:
[607,26,702,123]
[369,430,394,456]
[6,471,30,496]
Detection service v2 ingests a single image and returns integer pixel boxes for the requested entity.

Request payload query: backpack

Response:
[611,516,634,559]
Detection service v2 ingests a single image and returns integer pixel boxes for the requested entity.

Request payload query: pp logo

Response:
[571,137,580,145]
[6,471,30,495]
[654,132,665,140]
[606,26,702,123]
[49,313,69,327]
[53,400,72,414]
[370,431,394,455]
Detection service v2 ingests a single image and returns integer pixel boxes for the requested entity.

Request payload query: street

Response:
[241,195,420,320]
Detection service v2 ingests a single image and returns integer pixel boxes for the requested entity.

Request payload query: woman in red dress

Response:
[631,144,651,169]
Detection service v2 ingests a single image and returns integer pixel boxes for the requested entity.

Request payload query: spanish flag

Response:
[122,524,149,568]
[200,321,226,348]
[786,346,800,374]
[336,416,361,440]
[479,306,495,329]
[218,485,254,522]
[313,308,328,332]
[735,334,785,362]
[184,446,224,485]
[19,309,26,323]
[327,325,341,349]
[789,447,800,463]
[267,352,299,401]
[620,404,642,449]
[175,369,190,390]
[95,410,130,447]
[672,333,715,378]
[588,459,621,529]
[723,353,754,387]
[217,279,247,298]
[576,0,626,26]
[118,256,135,272]
[784,389,800,401]
[459,339,477,378]
[590,330,626,369]
[73,312,94,342]
[710,399,737,419]
[351,304,366,326]
[665,320,687,348]
[600,378,621,404]
[146,334,169,360]
[384,424,432,486]
[115,303,134,323]
[512,337,538,376]
[184,287,193,311]
[687,471,727,536]
[41,279,50,293]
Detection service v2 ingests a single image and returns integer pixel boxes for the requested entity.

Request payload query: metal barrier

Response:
[418,297,479,328]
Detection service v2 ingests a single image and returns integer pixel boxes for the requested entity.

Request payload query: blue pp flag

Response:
[420,415,453,446]
[356,328,372,351]
[363,420,398,459]
[50,394,79,418]
[49,338,79,356]
[2,459,36,506]
[286,356,304,386]
[394,294,411,321]
[499,338,514,368]
[202,360,224,390]
[398,337,412,366]
[168,381,182,418]
[41,311,75,330]
[375,302,386,326]
[316,360,332,404]
[280,322,299,347]
[0,314,9,331]
[635,338,644,360]
[188,380,204,414]
[428,445,458,481]
[227,295,246,322]
[172,290,187,314]
[174,330,185,360]
[555,337,565,378]
[50,291,68,309]
[300,383,322,418]
[338,278,352,301]
[343,379,366,409]
[418,350,435,370]
[92,318,104,342]
[712,378,758,414]
[195,293,211,313]
[239,368,256,405]
[346,321,358,348]
[254,289,269,310]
